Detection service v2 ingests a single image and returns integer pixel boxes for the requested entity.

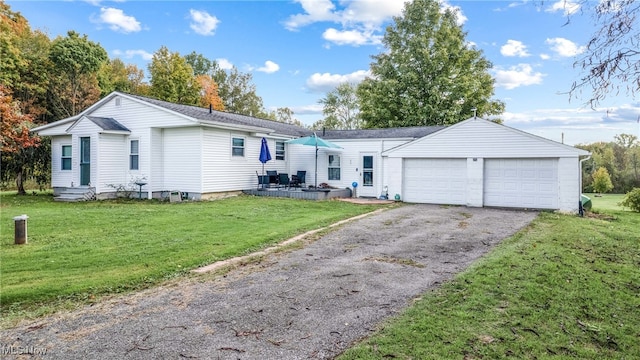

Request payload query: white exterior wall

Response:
[466,158,484,207]
[385,157,403,200]
[150,128,164,194]
[51,136,73,188]
[90,96,194,129]
[319,139,409,196]
[163,127,202,194]
[386,119,588,159]
[287,144,317,186]
[558,157,580,212]
[68,118,101,187]
[96,133,127,193]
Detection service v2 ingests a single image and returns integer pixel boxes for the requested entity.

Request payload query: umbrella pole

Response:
[262,163,265,189]
[315,145,318,189]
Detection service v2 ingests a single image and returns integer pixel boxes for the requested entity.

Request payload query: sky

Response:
[7,0,640,145]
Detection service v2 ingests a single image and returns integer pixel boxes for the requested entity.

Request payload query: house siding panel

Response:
[386,119,586,159]
[558,157,580,212]
[150,128,163,192]
[163,127,203,193]
[90,96,195,129]
[51,136,73,187]
[97,133,127,193]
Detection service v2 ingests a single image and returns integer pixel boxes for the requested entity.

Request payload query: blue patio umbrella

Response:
[286,133,341,189]
[259,137,272,189]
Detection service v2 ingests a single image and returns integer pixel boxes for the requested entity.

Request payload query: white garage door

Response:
[404,159,467,205]
[484,159,558,209]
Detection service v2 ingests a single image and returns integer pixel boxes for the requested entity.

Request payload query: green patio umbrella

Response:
[286,133,342,189]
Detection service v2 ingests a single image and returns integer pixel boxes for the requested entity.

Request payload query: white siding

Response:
[51,136,73,188]
[150,128,164,192]
[89,96,195,130]
[386,118,589,159]
[558,157,580,212]
[163,127,202,193]
[96,134,127,193]
[466,158,484,207]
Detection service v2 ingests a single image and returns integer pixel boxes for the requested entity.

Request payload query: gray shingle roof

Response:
[86,116,130,132]
[126,94,309,137]
[125,93,445,140]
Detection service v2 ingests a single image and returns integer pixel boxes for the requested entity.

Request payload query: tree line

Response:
[578,134,640,194]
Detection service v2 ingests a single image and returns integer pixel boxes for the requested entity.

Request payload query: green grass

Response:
[0,192,383,324]
[584,193,626,212]
[340,208,640,359]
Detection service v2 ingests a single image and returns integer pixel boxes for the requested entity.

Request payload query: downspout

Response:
[578,154,591,216]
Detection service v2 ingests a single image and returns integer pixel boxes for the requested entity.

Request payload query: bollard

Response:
[13,214,28,245]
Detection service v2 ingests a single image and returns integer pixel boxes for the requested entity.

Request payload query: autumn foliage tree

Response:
[196,74,224,110]
[0,85,40,194]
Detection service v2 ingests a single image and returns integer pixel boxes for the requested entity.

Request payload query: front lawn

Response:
[584,192,626,212]
[339,207,640,359]
[0,192,382,325]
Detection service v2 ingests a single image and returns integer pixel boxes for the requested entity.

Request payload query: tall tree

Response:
[566,1,639,106]
[49,31,107,116]
[148,46,199,104]
[274,107,303,126]
[195,74,224,110]
[184,51,213,76]
[0,85,40,195]
[98,58,147,96]
[212,65,268,117]
[318,83,362,130]
[358,0,504,128]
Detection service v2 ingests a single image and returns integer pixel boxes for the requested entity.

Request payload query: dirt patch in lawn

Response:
[0,204,538,359]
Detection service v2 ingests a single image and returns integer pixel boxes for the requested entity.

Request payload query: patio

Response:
[243,187,352,200]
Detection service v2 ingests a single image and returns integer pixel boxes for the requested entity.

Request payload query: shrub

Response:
[619,188,640,212]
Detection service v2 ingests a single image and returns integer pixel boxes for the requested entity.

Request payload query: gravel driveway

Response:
[0,204,538,359]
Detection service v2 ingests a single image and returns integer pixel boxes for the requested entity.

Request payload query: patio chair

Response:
[296,171,306,187]
[278,173,290,190]
[266,170,278,186]
[256,171,269,189]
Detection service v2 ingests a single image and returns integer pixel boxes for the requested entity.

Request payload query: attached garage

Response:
[403,158,467,204]
[383,117,591,213]
[484,159,558,209]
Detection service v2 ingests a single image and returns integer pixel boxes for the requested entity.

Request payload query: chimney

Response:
[322,127,325,136]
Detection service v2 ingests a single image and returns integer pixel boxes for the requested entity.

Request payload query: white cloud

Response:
[94,7,141,33]
[500,40,530,57]
[493,64,545,89]
[546,0,581,15]
[189,9,219,36]
[546,37,586,57]
[322,28,382,46]
[284,0,339,30]
[540,53,551,60]
[306,70,370,92]
[216,58,233,70]
[292,104,324,115]
[112,49,153,61]
[255,60,280,74]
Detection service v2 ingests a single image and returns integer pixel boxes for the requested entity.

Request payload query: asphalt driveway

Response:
[0,204,538,359]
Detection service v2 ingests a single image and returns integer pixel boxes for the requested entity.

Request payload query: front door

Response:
[80,137,91,186]
[360,153,377,197]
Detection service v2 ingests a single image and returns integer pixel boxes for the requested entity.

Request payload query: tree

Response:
[195,74,224,110]
[98,58,147,96]
[274,107,303,126]
[212,65,268,117]
[592,167,614,195]
[148,46,199,105]
[357,0,504,128]
[0,85,40,195]
[318,83,362,130]
[184,51,213,76]
[567,1,640,106]
[49,31,108,116]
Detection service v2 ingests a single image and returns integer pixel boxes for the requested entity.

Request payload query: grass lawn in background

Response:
[339,208,640,359]
[0,192,383,326]
[584,193,626,212]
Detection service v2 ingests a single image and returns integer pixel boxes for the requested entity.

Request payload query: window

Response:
[328,154,341,180]
[275,141,285,160]
[232,137,245,157]
[61,145,72,170]
[129,140,139,170]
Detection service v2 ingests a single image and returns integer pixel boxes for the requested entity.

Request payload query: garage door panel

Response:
[404,159,467,205]
[484,159,558,209]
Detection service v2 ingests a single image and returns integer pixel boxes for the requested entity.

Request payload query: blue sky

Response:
[8,0,640,145]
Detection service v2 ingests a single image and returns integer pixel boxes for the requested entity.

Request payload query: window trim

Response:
[328,154,341,181]
[231,136,245,157]
[275,141,285,161]
[129,139,139,171]
[61,145,72,171]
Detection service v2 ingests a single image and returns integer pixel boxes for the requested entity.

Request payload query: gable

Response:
[384,117,590,158]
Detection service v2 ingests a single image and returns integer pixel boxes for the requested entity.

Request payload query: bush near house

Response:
[619,187,640,212]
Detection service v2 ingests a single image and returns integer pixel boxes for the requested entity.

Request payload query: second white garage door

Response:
[403,158,467,205]
[484,159,558,209]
